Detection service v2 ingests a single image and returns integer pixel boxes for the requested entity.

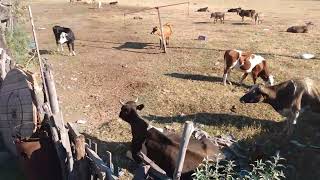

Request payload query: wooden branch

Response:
[138,152,167,176]
[124,1,189,15]
[28,6,50,105]
[85,144,115,180]
[44,67,60,115]
[173,121,194,180]
[156,8,166,53]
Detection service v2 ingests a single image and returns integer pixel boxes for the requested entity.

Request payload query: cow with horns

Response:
[119,98,223,179]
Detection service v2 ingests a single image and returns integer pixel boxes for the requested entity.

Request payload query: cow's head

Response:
[240,85,267,103]
[58,32,68,44]
[150,26,159,34]
[119,98,144,123]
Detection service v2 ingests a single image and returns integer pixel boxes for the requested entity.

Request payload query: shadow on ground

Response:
[113,42,161,54]
[165,72,251,88]
[232,22,252,25]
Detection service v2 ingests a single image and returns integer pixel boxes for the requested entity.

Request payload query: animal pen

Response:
[124,1,190,53]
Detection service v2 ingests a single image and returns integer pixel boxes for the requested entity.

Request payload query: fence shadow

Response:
[112,41,162,54]
[165,72,251,88]
[193,21,211,24]
[232,22,252,25]
[168,46,225,52]
[144,112,278,132]
[115,42,156,50]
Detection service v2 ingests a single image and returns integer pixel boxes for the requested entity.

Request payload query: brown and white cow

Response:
[240,78,320,135]
[119,99,222,179]
[150,23,173,49]
[223,49,274,86]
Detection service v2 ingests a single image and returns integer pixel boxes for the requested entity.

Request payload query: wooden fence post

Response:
[173,121,194,180]
[43,65,60,115]
[28,6,50,103]
[156,7,167,53]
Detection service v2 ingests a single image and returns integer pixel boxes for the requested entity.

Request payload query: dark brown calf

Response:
[240,78,320,135]
[239,9,256,22]
[210,12,225,24]
[119,99,222,179]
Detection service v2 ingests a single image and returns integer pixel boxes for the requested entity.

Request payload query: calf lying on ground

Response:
[227,7,241,15]
[119,99,222,179]
[287,22,314,33]
[210,12,225,24]
[150,23,173,49]
[239,9,256,22]
[240,78,320,135]
[223,49,274,86]
[52,25,76,56]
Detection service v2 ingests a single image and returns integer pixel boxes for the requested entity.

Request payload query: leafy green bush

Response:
[5,26,30,64]
[193,153,286,180]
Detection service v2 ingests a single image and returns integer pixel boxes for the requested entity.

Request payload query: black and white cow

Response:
[52,25,76,56]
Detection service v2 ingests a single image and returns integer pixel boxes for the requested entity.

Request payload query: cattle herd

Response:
[51,4,319,179]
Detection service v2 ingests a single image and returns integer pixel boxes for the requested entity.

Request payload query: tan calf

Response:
[150,23,173,49]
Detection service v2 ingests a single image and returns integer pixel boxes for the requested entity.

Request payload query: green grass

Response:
[5,25,30,65]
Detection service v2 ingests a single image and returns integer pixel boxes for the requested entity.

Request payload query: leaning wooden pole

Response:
[173,121,195,180]
[28,6,50,104]
[156,7,167,53]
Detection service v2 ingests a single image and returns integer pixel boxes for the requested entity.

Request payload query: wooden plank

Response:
[156,8,167,53]
[85,144,115,180]
[173,121,194,180]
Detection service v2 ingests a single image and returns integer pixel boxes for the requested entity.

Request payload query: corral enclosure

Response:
[28,0,320,179]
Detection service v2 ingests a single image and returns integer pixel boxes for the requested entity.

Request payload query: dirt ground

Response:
[27,0,320,179]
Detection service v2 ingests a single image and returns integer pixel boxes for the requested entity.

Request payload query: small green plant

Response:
[5,25,30,64]
[192,153,286,180]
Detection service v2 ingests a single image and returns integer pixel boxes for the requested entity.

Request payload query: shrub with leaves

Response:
[193,153,286,180]
[12,0,29,23]
[5,25,30,64]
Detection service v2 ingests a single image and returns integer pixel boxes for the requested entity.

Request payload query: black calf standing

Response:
[52,25,76,56]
